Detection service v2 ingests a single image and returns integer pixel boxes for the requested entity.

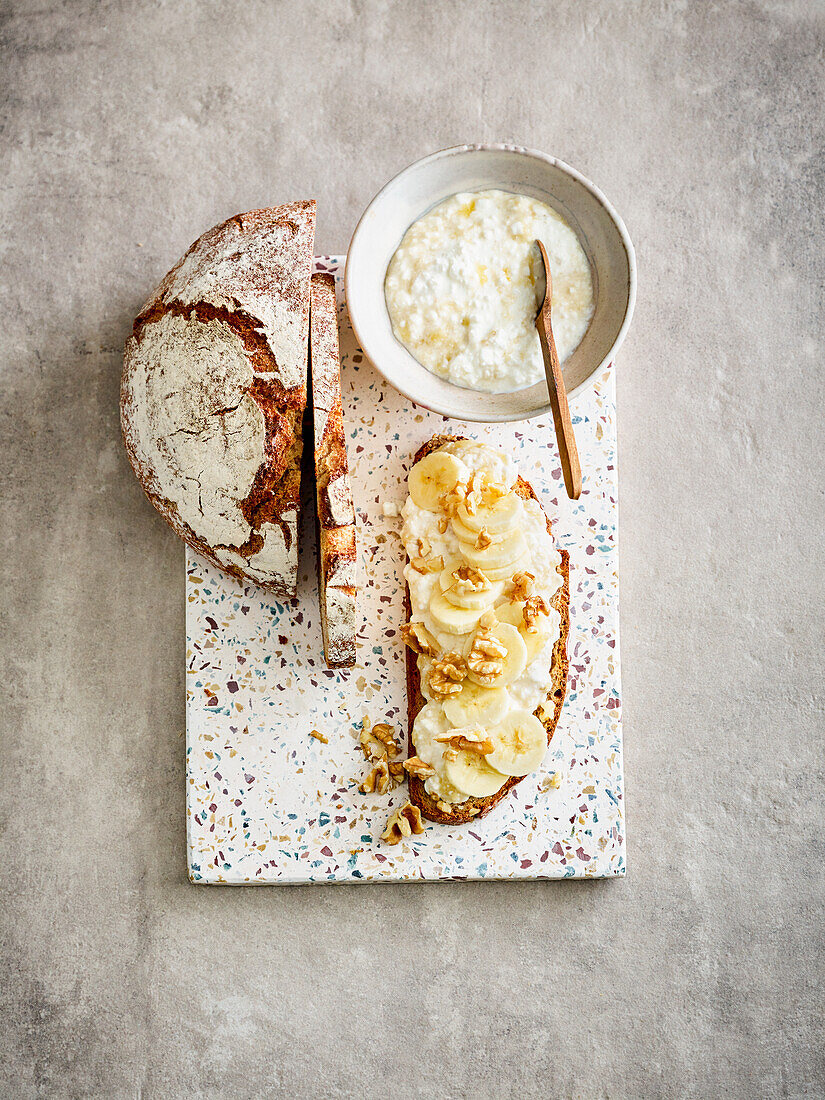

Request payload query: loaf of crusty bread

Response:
[120,202,316,598]
[404,434,570,824]
[309,272,357,667]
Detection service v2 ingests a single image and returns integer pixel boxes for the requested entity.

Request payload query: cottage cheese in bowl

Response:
[384,189,594,393]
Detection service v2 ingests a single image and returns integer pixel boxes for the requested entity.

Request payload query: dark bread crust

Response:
[120,202,316,597]
[405,434,570,825]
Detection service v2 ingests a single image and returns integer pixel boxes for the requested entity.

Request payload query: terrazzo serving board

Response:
[185,256,624,884]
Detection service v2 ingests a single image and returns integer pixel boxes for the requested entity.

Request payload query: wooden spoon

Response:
[534,240,582,500]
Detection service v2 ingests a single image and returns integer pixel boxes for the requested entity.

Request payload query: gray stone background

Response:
[1,1,823,1096]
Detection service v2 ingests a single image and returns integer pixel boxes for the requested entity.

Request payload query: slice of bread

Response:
[309,273,357,667]
[404,434,570,824]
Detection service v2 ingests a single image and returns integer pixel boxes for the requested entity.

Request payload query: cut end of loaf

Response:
[120,202,317,597]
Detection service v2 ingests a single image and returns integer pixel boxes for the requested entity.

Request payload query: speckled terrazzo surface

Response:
[3,3,824,1096]
[186,258,623,884]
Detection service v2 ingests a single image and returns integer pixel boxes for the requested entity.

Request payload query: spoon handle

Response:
[536,299,582,500]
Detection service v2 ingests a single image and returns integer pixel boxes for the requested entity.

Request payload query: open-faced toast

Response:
[402,434,570,824]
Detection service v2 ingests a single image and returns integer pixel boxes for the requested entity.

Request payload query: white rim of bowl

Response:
[345,142,637,419]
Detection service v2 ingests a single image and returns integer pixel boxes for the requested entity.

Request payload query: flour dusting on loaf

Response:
[121,202,315,596]
[310,272,357,667]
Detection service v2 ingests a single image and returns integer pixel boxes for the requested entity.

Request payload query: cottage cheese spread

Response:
[401,440,564,804]
[385,190,594,393]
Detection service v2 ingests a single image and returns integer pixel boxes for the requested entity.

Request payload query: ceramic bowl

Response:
[345,143,636,422]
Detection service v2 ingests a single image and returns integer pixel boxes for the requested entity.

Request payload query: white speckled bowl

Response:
[346,143,636,422]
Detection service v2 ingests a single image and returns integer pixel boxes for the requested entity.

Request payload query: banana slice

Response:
[467,621,527,687]
[475,559,534,582]
[443,748,508,797]
[491,602,523,629]
[494,601,559,663]
[443,682,510,727]
[409,452,469,512]
[428,588,483,635]
[456,492,521,534]
[439,568,505,610]
[459,532,531,580]
[450,513,511,546]
[434,630,476,658]
[485,709,548,776]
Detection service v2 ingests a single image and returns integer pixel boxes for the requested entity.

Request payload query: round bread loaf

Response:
[121,202,316,597]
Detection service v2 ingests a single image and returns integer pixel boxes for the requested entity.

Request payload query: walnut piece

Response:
[401,621,438,656]
[437,516,449,534]
[428,653,468,696]
[410,553,444,574]
[371,722,399,758]
[436,728,495,755]
[440,480,468,516]
[466,473,509,516]
[381,802,425,844]
[523,594,551,633]
[403,755,436,779]
[486,483,509,501]
[475,526,492,550]
[358,720,403,792]
[436,799,454,814]
[360,759,390,794]
[509,571,535,602]
[464,471,485,515]
[388,760,406,785]
[448,564,489,595]
[359,716,398,760]
[466,626,508,684]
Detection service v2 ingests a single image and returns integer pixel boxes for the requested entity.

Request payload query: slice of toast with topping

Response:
[404,434,569,823]
[309,273,357,667]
